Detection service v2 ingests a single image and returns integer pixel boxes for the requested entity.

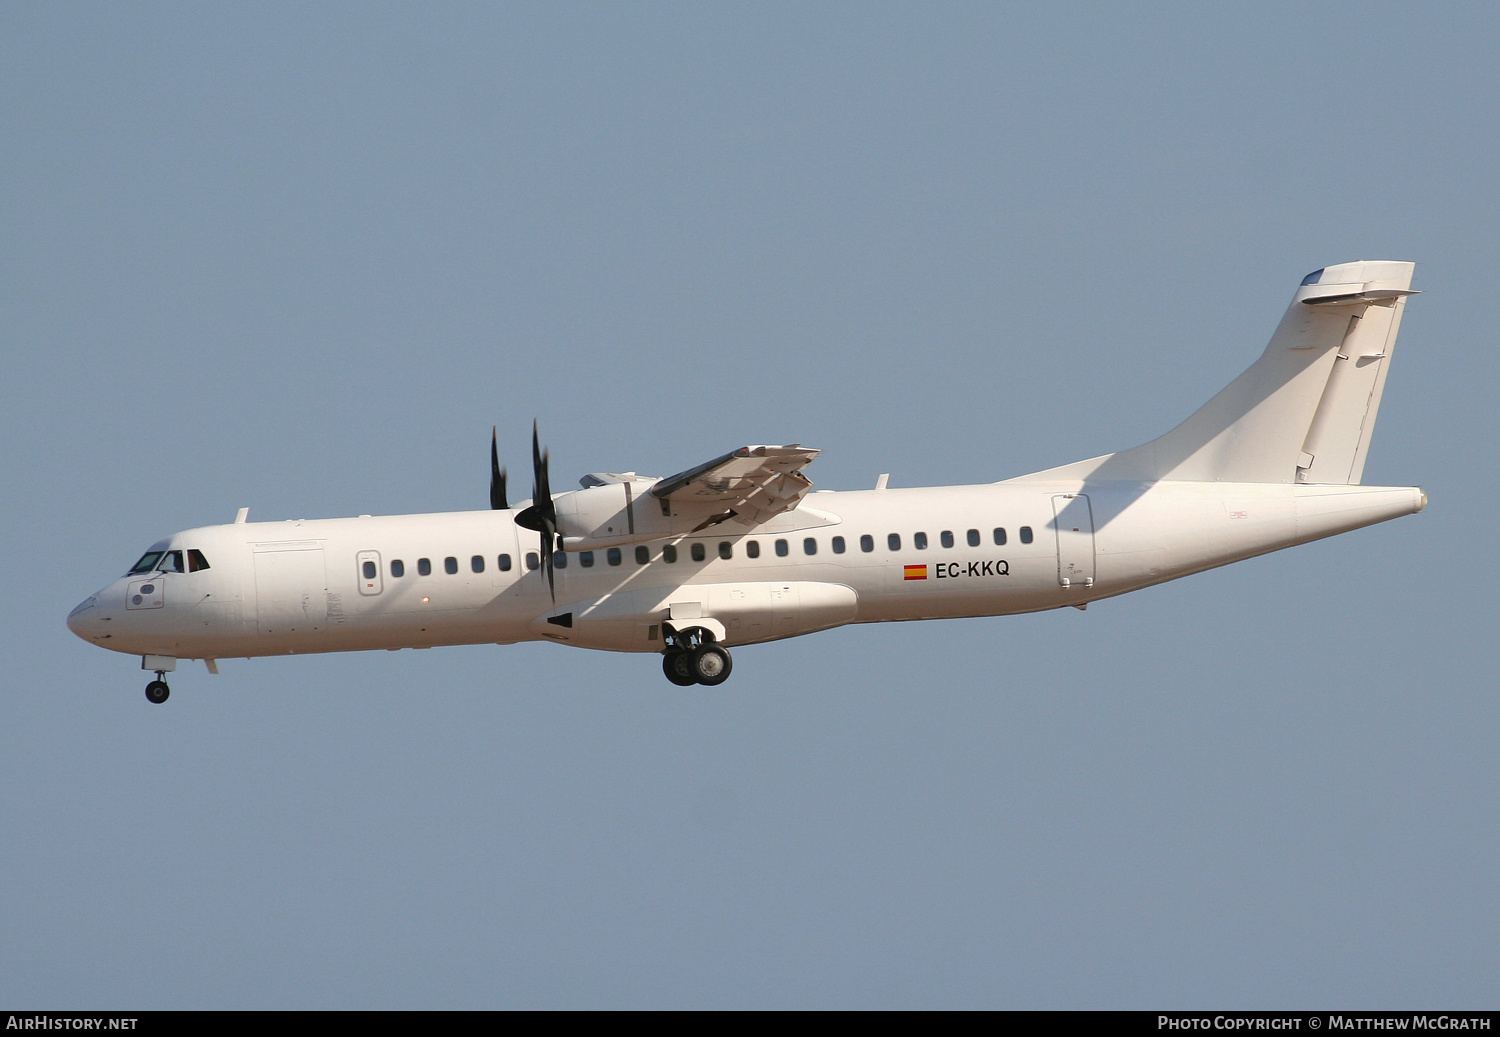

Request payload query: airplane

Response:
[68,260,1427,703]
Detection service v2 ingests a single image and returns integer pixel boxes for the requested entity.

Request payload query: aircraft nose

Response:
[67,596,99,640]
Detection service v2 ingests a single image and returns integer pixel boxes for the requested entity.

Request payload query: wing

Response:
[651,444,820,523]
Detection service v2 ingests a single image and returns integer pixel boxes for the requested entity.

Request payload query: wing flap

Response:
[651,444,820,523]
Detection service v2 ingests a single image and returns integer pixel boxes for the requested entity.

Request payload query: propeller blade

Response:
[489,426,508,511]
[531,420,552,508]
[530,421,558,603]
[540,522,555,602]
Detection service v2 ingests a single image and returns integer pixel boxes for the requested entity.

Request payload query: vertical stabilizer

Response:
[1008,261,1416,486]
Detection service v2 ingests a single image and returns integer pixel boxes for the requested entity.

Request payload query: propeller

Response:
[514,421,560,602]
[489,426,508,510]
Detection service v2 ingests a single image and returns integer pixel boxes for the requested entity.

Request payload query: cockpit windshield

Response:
[128,551,164,575]
[127,546,205,575]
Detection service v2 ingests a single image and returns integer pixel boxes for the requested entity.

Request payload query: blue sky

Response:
[3,2,1496,1008]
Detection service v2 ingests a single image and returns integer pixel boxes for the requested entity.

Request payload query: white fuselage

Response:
[67,478,1425,665]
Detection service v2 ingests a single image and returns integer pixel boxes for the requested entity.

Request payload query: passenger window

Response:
[914,532,928,550]
[554,552,567,569]
[635,546,650,565]
[471,555,485,574]
[391,559,405,577]
[418,558,432,576]
[362,560,377,580]
[746,540,760,559]
[775,539,789,557]
[718,542,732,560]
[940,531,954,549]
[525,552,539,571]
[187,549,211,572]
[888,533,901,551]
[580,551,595,568]
[690,543,706,562]
[967,529,980,547]
[832,536,845,554]
[993,528,1007,546]
[607,547,621,566]
[804,537,817,556]
[860,534,874,553]
[498,554,512,572]
[159,550,184,573]
[444,556,459,575]
[1020,526,1033,544]
[663,544,678,563]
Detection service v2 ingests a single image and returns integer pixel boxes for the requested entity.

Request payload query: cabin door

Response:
[1051,494,1096,588]
[355,550,383,596]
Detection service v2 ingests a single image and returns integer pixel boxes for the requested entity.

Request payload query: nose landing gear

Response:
[660,623,734,687]
[140,655,177,704]
[145,672,170,704]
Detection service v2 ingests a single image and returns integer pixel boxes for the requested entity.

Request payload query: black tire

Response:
[690,645,733,687]
[662,651,698,686]
[144,680,170,704]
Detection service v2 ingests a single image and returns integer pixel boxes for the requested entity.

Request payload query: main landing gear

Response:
[660,624,733,687]
[145,672,170,704]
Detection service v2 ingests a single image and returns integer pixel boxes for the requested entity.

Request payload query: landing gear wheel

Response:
[145,680,170,704]
[663,651,698,686]
[689,644,733,687]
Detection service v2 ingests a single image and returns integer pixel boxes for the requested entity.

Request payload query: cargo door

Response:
[254,543,328,635]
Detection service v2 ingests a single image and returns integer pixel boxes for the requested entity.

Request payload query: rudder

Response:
[1295,262,1414,484]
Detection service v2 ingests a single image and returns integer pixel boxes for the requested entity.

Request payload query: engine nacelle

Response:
[551,479,709,551]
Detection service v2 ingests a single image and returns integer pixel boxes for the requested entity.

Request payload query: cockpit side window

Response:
[158,550,184,573]
[128,551,164,575]
[187,549,211,572]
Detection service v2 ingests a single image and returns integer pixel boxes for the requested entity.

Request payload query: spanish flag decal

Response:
[903,564,928,581]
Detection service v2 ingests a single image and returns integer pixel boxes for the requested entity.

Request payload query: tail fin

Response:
[1012,260,1417,485]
